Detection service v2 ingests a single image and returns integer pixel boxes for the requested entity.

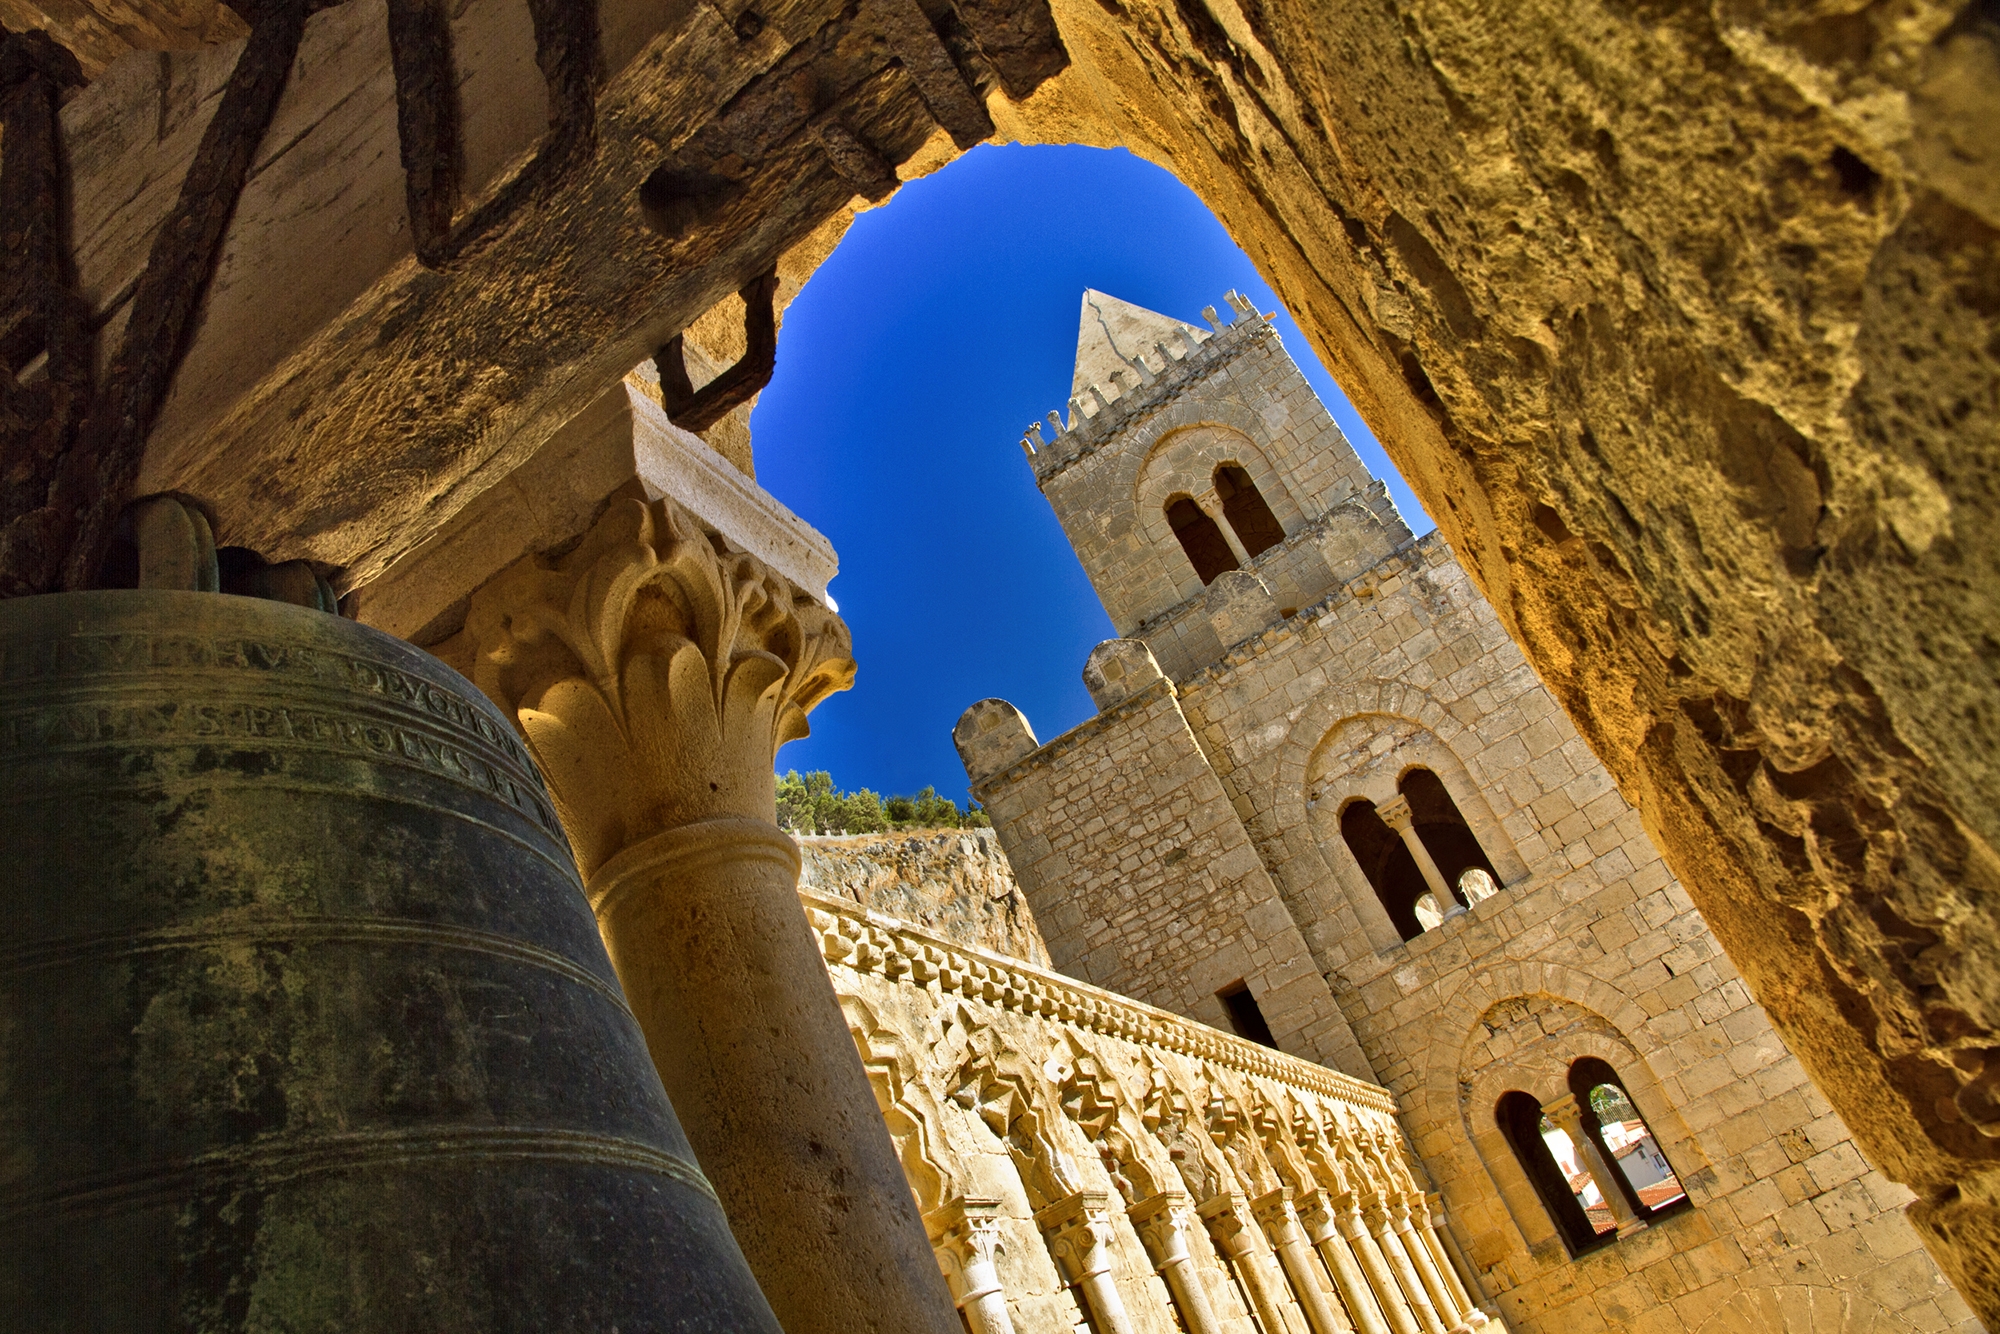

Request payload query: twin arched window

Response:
[1339,767,1502,941]
[1496,1060,1689,1256]
[1166,464,1286,585]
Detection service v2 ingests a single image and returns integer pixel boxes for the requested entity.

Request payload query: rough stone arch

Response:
[1256,680,1516,953]
[1130,415,1301,606]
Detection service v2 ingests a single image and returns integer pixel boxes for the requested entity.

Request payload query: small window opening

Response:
[1398,769,1502,896]
[1413,893,1445,931]
[1214,465,1285,559]
[1218,981,1279,1050]
[1569,1058,1689,1220]
[1458,867,1498,904]
[1168,496,1239,584]
[1495,1091,1608,1257]
[1339,798,1436,942]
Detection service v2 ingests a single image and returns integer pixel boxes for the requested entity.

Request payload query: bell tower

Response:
[1017,289,1409,680]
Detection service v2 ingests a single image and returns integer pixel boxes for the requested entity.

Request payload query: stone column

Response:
[1542,1094,1645,1238]
[1365,1201,1447,1334]
[1387,1200,1470,1334]
[1129,1191,1226,1334]
[1334,1197,1422,1334]
[1203,497,1256,567]
[1254,1187,1354,1334]
[1296,1190,1392,1334]
[1420,1196,1485,1329]
[1201,1192,1305,1334]
[1039,1191,1138,1334]
[452,497,958,1334]
[1374,796,1461,916]
[932,1198,1016,1334]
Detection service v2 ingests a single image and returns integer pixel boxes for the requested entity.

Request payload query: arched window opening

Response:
[1495,1092,1611,1257]
[1413,893,1445,931]
[1568,1059,1689,1219]
[1398,769,1501,898]
[1458,867,1498,904]
[1214,464,1285,560]
[1167,496,1239,584]
[1339,799,1433,941]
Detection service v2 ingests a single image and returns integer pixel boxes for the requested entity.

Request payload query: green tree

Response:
[773,770,990,833]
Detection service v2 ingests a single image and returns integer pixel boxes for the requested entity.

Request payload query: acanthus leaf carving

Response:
[451,495,855,875]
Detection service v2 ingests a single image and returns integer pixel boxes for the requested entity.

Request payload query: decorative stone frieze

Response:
[807,888,1491,1334]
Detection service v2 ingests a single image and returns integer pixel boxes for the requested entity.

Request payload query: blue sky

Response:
[754,144,1431,804]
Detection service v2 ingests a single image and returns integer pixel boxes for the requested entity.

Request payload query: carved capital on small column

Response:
[930,1198,1010,1310]
[1375,794,1416,834]
[1292,1188,1337,1244]
[1127,1190,1198,1268]
[450,495,854,878]
[1036,1190,1118,1282]
[1196,1191,1256,1256]
[1250,1186,1302,1241]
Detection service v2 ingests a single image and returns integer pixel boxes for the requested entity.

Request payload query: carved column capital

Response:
[930,1198,1008,1302]
[1375,794,1416,833]
[450,495,854,877]
[1036,1190,1118,1281]
[1127,1190,1198,1268]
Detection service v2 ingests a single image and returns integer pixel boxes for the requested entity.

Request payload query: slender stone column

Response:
[1388,1201,1469,1334]
[932,1198,1017,1334]
[1201,1192,1305,1334]
[1366,1202,1446,1334]
[1039,1191,1138,1334]
[1423,1195,1487,1325]
[1254,1187,1354,1334]
[1542,1095,1645,1237]
[1203,497,1255,567]
[453,497,958,1334]
[1419,1196,1484,1329]
[1296,1191,1392,1334]
[1375,796,1461,915]
[1130,1191,1226,1334]
[1336,1200,1422,1334]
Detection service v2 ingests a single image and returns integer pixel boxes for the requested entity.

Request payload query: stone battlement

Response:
[1019,291,1264,485]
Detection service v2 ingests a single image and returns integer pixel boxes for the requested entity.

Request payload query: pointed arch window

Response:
[1568,1058,1688,1220]
[1494,1092,1612,1257]
[1167,496,1239,584]
[1214,464,1285,559]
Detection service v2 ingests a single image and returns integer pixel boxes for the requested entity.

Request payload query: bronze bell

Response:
[0,588,781,1331]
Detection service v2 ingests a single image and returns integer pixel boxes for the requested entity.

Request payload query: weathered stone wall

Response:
[968,672,1368,1078]
[798,827,1052,967]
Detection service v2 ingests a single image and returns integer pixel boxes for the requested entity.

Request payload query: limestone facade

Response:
[960,294,1980,1333]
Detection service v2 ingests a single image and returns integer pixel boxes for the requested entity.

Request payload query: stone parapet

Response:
[804,888,1392,1113]
[804,887,1503,1334]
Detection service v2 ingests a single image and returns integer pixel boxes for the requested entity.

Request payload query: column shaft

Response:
[593,820,957,1334]
[1299,1202,1391,1334]
[1339,1211,1421,1334]
[1371,1211,1446,1334]
[1392,1209,1466,1333]
[1543,1096,1644,1237]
